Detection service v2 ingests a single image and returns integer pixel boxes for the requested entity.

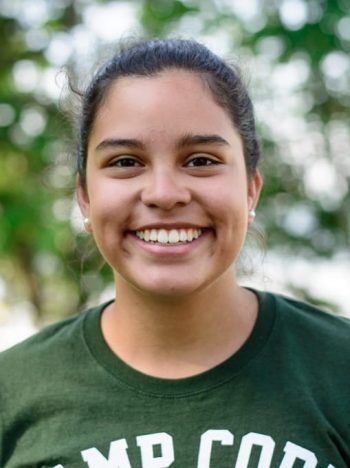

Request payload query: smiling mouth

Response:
[135,228,203,245]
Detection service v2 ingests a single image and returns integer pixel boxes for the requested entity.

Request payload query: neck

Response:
[101,271,258,379]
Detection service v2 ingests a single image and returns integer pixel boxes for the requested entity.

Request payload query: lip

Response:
[130,222,208,231]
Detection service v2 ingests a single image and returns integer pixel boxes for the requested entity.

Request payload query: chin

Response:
[128,276,206,299]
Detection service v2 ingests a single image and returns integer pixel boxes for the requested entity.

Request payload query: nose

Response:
[141,168,191,210]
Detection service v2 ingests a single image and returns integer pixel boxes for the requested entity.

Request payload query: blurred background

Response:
[0,0,349,350]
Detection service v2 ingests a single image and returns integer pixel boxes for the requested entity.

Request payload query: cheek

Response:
[88,179,127,220]
[210,188,248,225]
[88,198,125,251]
[211,195,249,260]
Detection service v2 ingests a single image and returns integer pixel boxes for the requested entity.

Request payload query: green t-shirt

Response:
[0,290,349,467]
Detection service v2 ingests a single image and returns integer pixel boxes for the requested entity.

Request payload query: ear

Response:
[76,175,92,232]
[247,170,263,213]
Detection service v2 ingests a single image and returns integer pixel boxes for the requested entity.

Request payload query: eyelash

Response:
[110,157,142,168]
[107,154,220,169]
[186,155,220,167]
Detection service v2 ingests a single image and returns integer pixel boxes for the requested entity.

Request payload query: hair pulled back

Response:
[77,38,260,189]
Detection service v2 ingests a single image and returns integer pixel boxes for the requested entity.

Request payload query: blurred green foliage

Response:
[0,0,349,321]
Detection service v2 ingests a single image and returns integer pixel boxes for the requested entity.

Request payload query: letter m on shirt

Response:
[81,439,132,468]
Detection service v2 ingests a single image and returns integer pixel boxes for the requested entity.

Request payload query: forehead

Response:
[108,69,209,96]
[101,69,216,115]
[91,69,236,138]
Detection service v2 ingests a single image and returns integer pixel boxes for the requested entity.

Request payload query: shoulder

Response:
[260,292,350,443]
[0,304,104,385]
[260,290,350,363]
[0,314,80,381]
[269,291,350,333]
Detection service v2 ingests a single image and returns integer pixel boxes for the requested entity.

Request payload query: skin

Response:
[77,69,263,378]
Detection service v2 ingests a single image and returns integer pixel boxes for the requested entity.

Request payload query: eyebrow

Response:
[177,133,230,148]
[95,138,145,152]
[94,133,230,152]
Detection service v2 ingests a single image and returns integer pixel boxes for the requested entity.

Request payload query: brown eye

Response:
[187,156,219,167]
[111,157,142,167]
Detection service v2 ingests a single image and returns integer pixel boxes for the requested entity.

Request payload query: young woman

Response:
[1,39,349,468]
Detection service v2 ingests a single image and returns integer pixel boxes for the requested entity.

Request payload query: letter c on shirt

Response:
[197,429,234,468]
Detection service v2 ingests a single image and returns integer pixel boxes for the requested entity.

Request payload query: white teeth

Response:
[179,229,187,242]
[168,229,179,243]
[150,229,158,242]
[158,229,168,244]
[135,228,202,244]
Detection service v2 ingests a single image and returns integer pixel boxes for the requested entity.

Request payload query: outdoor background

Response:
[1,0,349,349]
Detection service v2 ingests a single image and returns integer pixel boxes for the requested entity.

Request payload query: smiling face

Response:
[77,69,262,299]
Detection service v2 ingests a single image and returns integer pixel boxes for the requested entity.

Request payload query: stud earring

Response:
[248,209,256,221]
[83,217,91,231]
